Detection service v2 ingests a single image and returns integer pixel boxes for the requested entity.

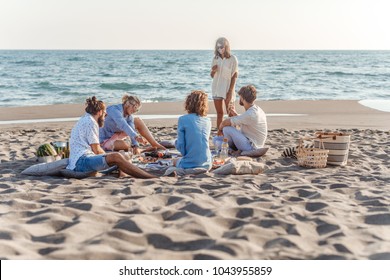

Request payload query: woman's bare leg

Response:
[105,152,157,179]
[112,140,130,151]
[134,117,166,149]
[214,99,224,134]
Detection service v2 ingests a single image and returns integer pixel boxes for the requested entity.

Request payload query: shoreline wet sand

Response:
[1,100,390,130]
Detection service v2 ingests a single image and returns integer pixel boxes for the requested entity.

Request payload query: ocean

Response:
[0,50,389,107]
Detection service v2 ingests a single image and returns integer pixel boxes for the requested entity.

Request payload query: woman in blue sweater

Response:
[174,90,212,170]
[99,94,165,154]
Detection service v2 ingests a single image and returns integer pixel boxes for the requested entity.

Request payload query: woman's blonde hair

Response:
[122,94,141,107]
[214,37,231,59]
[185,90,208,117]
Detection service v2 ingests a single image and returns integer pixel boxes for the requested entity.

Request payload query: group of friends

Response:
[66,37,268,178]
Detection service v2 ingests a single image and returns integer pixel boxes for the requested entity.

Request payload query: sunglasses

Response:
[217,45,225,49]
[129,103,140,112]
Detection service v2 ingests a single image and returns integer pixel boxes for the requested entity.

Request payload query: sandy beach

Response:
[0,100,389,260]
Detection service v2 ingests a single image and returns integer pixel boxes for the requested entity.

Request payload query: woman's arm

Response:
[225,72,237,105]
[210,64,218,78]
[107,106,139,145]
[175,117,186,156]
[210,58,218,78]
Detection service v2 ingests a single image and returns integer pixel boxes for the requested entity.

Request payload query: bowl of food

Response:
[51,141,70,158]
[52,141,67,148]
[212,156,225,169]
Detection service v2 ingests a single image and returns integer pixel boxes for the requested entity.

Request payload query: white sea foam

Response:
[359,100,390,112]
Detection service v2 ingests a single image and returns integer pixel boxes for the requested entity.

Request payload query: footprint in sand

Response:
[114,219,143,233]
[315,220,340,235]
[65,202,92,211]
[305,202,328,212]
[364,213,390,225]
[32,233,66,244]
[147,234,215,251]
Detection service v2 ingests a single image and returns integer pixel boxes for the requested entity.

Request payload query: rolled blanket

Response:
[282,144,313,159]
[163,166,208,176]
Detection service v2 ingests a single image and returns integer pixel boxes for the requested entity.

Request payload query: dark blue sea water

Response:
[0,50,389,107]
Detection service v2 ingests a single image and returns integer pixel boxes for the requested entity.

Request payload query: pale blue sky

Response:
[1,0,389,50]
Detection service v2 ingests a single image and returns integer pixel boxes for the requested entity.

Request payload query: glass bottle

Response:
[220,138,229,160]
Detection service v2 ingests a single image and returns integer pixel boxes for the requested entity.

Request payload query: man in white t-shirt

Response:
[67,96,156,179]
[218,85,268,151]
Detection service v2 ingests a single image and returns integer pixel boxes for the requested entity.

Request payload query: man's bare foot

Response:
[166,170,177,177]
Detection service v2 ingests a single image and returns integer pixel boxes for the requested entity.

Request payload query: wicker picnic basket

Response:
[296,138,329,168]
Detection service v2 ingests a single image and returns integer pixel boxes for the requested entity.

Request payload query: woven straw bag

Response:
[296,137,329,168]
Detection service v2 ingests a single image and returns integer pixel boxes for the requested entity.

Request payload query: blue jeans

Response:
[75,154,110,173]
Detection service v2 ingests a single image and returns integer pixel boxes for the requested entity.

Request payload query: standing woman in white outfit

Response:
[210,37,238,134]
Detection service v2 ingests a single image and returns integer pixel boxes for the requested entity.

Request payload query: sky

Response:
[1,0,390,50]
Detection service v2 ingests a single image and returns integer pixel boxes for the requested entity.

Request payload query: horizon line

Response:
[1,48,390,52]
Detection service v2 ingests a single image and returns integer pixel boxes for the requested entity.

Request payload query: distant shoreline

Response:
[1,49,389,51]
[0,113,308,125]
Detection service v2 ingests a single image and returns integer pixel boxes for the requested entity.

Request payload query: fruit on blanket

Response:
[144,150,172,159]
[36,143,58,157]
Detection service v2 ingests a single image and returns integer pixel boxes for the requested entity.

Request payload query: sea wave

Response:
[35,81,65,91]
[29,92,45,97]
[265,70,280,75]
[0,97,31,103]
[14,60,44,67]
[59,91,81,96]
[325,71,354,76]
[325,71,389,78]
[99,82,154,91]
[0,84,14,89]
[99,73,114,77]
[67,57,83,62]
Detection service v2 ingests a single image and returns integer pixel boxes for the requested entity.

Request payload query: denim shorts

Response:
[74,154,110,173]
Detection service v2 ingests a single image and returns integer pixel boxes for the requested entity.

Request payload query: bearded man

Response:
[217,85,268,152]
[66,96,155,179]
